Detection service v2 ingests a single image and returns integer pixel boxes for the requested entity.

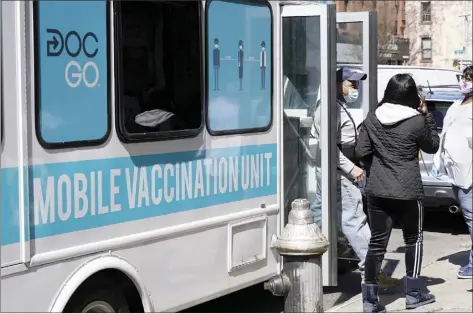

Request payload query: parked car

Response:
[377,65,461,101]
[419,88,463,213]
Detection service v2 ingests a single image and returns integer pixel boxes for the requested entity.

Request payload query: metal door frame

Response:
[280,2,338,286]
[336,12,378,114]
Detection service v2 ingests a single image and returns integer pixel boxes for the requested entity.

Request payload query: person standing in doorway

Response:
[213,37,220,91]
[356,74,439,312]
[432,65,473,280]
[311,67,400,290]
[260,40,267,90]
[238,40,244,91]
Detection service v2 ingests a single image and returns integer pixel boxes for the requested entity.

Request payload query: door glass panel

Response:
[282,15,323,227]
[336,22,364,111]
[337,22,363,64]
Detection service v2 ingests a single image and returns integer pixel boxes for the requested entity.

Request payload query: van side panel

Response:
[2,0,281,312]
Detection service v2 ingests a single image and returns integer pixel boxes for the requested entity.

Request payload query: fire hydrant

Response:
[264,198,329,312]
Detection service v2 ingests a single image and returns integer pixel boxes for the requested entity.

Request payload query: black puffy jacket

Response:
[356,102,439,200]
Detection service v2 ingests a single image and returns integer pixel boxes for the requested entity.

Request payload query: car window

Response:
[426,100,453,130]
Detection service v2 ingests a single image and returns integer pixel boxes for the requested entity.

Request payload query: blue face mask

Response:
[343,88,359,103]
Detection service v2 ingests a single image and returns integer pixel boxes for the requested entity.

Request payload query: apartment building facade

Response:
[405,1,472,69]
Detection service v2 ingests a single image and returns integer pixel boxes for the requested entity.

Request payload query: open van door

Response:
[334,11,378,263]
[280,2,339,286]
[336,12,378,123]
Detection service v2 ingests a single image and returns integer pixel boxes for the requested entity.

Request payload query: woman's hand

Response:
[418,94,428,115]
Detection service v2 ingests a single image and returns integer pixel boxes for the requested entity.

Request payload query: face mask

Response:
[343,88,359,103]
[460,81,473,95]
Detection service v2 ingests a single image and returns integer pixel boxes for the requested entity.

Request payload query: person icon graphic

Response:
[213,37,220,91]
[260,41,267,90]
[238,40,244,91]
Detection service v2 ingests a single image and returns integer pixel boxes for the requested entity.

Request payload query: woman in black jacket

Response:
[355,74,440,313]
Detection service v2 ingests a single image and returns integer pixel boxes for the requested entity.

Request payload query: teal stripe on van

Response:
[1,144,278,246]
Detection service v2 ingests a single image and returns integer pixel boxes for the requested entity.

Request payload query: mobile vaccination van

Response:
[0,1,378,312]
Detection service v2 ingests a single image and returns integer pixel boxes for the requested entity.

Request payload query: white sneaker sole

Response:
[457,274,472,279]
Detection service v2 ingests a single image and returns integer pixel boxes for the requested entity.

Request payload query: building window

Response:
[421,37,432,61]
[206,0,273,135]
[421,2,431,23]
[34,1,110,148]
[115,1,203,142]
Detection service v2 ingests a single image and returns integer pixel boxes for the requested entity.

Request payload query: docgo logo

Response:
[47,29,100,88]
[65,60,99,88]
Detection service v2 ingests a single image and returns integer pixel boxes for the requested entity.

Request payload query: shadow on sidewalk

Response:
[437,250,469,267]
[378,276,445,307]
[422,211,469,235]
[323,259,402,309]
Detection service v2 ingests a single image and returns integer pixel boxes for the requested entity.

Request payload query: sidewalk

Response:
[326,229,472,313]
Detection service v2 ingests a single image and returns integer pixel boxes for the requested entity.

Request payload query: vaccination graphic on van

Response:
[206,0,272,133]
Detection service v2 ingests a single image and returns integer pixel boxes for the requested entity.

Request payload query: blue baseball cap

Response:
[337,67,367,82]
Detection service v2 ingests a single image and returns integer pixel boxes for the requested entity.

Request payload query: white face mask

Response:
[343,88,359,103]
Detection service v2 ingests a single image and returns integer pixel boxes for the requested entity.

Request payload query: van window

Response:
[206,0,272,135]
[34,1,110,148]
[426,100,452,130]
[115,1,202,142]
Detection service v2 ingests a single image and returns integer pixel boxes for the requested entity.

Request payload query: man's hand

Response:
[349,166,365,182]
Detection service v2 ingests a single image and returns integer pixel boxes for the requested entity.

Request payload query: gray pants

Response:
[309,172,371,269]
[338,175,371,268]
[453,185,473,268]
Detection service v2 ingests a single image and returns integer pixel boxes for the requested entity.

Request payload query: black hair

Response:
[261,40,266,47]
[379,73,420,110]
[214,38,219,45]
[238,40,243,47]
[463,65,473,80]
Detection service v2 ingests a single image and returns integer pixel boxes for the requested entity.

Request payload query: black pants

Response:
[364,195,424,284]
[362,194,369,226]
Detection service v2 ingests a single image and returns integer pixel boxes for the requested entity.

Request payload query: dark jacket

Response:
[356,102,439,200]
